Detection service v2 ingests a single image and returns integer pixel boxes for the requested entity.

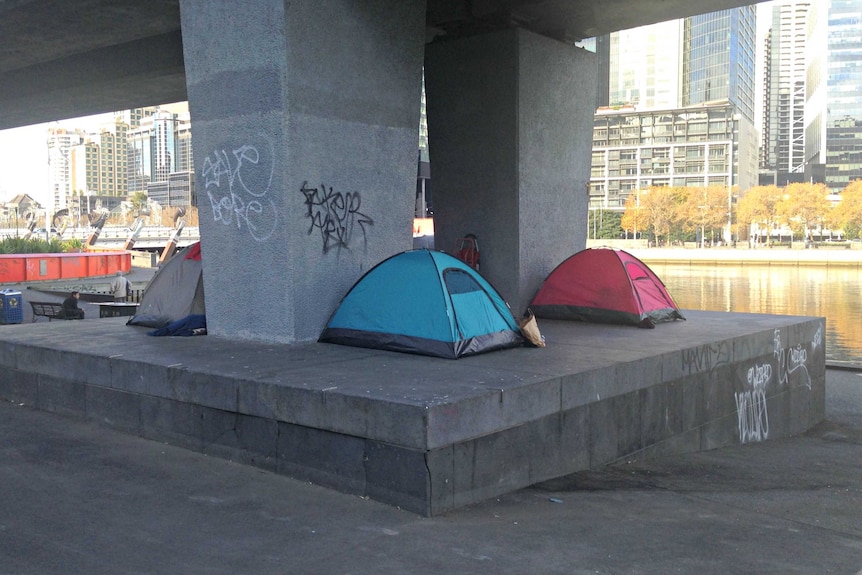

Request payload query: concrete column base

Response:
[179,0,425,343]
[0,311,825,515]
[425,29,597,314]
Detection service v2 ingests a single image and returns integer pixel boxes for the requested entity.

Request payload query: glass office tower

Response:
[590,6,759,212]
[825,0,862,191]
[683,6,757,123]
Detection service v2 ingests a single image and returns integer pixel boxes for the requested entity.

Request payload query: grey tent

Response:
[127,242,205,328]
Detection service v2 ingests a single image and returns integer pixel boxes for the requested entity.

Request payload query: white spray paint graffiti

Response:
[735,362,771,443]
[812,324,822,353]
[774,329,812,390]
[735,327,818,444]
[202,137,278,242]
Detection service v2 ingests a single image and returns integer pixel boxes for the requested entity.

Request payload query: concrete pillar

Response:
[425,29,597,316]
[179,0,426,343]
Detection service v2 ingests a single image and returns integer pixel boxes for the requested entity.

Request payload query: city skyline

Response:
[0,102,190,211]
[0,111,126,208]
[589,4,760,216]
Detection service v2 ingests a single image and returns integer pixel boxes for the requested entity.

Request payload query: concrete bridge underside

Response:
[0,0,761,132]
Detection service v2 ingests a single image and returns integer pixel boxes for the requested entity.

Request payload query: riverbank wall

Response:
[587,240,862,267]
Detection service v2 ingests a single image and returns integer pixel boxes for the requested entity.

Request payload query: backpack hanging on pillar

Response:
[455,234,480,271]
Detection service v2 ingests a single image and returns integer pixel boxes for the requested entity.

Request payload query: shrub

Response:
[0,236,84,254]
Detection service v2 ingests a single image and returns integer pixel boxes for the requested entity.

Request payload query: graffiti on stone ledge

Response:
[681,341,731,374]
[202,138,278,242]
[300,181,374,254]
[735,328,817,444]
[774,329,812,390]
[735,362,771,443]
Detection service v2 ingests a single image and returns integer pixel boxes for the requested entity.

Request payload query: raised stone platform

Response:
[0,310,825,516]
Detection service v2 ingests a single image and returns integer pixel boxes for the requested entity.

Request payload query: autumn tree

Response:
[778,182,830,242]
[831,179,862,239]
[638,186,685,246]
[620,190,646,238]
[736,185,783,245]
[679,185,729,246]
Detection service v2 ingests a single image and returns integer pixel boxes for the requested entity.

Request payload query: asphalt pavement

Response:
[0,364,860,574]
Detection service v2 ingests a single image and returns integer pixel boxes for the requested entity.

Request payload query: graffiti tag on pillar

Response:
[300,181,374,254]
[202,138,278,242]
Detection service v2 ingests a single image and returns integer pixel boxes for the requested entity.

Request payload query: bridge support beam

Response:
[179,0,426,342]
[425,29,597,315]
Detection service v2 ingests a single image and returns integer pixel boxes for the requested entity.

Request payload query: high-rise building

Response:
[417,72,431,217]
[69,139,99,197]
[591,102,747,201]
[52,115,135,216]
[127,104,194,204]
[607,20,683,110]
[47,128,85,211]
[825,0,862,191]
[175,118,194,173]
[589,7,759,217]
[762,2,810,178]
[683,7,757,122]
[40,103,195,216]
[804,0,862,192]
[98,116,130,197]
[760,25,773,173]
[152,109,178,182]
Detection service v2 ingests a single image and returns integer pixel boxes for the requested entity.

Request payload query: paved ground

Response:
[0,365,860,574]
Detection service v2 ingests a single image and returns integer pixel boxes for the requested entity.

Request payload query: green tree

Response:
[587,208,623,240]
[131,192,149,215]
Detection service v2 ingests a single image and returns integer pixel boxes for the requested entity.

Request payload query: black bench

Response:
[29,301,76,321]
[97,302,139,318]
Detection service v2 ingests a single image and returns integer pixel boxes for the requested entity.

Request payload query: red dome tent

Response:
[529,247,685,329]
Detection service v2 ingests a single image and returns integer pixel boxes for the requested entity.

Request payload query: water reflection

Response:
[650,264,862,364]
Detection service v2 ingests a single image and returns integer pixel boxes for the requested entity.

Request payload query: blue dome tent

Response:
[319,250,523,359]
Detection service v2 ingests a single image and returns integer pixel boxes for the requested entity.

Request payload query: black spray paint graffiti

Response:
[735,362,771,443]
[202,138,278,242]
[681,341,731,374]
[300,181,374,254]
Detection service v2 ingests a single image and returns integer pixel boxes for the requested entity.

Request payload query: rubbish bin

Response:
[0,289,23,324]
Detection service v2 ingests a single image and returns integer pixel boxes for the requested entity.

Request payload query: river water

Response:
[649,263,862,365]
